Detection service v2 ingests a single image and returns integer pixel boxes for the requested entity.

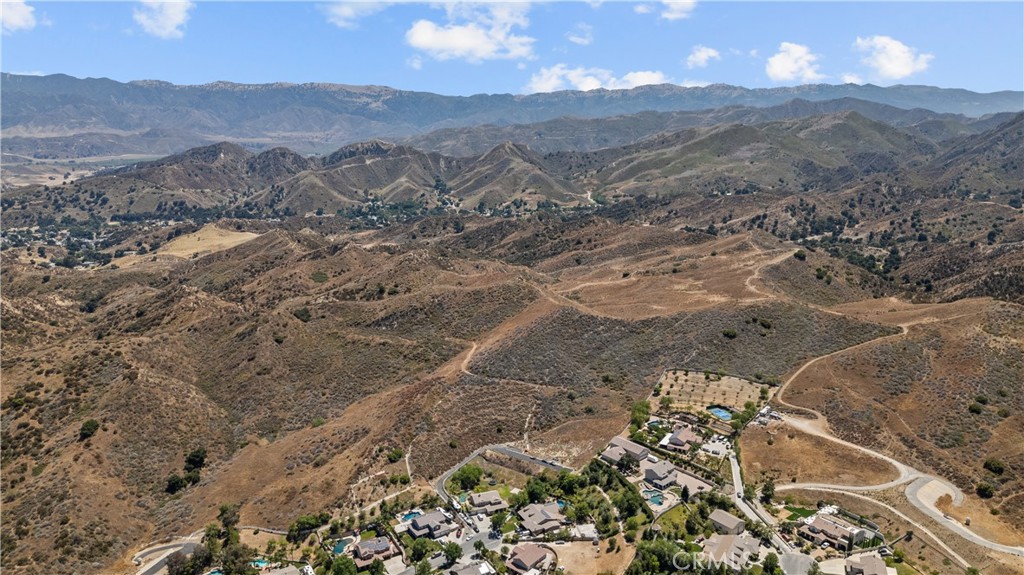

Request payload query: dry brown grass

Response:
[556,535,635,575]
[740,422,899,486]
[659,369,763,413]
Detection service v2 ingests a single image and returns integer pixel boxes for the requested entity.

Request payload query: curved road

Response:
[767,315,1024,559]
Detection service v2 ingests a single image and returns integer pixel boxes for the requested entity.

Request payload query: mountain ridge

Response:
[3,73,1021,159]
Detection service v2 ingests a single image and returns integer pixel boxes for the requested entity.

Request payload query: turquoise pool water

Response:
[642,489,664,506]
[252,559,269,568]
[557,500,566,509]
[707,406,733,421]
[402,510,422,521]
[332,539,351,554]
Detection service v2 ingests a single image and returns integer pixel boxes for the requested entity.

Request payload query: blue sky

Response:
[1,1,1021,95]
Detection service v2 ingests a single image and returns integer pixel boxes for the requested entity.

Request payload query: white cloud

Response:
[11,70,46,76]
[854,35,933,80]
[842,73,863,84]
[525,64,669,93]
[133,0,194,39]
[765,42,824,83]
[322,1,389,29]
[407,55,423,70]
[566,22,593,46]
[748,49,759,58]
[406,3,534,63]
[686,45,720,69]
[1,0,37,33]
[633,4,652,15]
[660,0,697,20]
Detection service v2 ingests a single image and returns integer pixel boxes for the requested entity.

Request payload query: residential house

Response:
[408,510,456,539]
[451,562,498,575]
[798,514,868,551]
[668,426,702,450]
[846,554,894,575]
[506,544,551,575]
[353,536,398,568]
[599,437,650,466]
[709,509,746,535]
[643,459,678,490]
[518,502,566,535]
[300,566,315,575]
[468,491,509,516]
[702,533,761,572]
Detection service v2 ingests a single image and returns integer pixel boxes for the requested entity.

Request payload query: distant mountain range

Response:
[5,110,1021,226]
[2,73,1021,159]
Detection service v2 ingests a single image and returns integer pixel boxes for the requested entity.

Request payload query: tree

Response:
[331,555,358,575]
[165,551,189,575]
[976,483,995,498]
[760,478,775,504]
[807,560,823,575]
[184,448,207,473]
[203,523,222,557]
[616,453,638,474]
[474,540,486,555]
[983,458,1005,475]
[443,541,463,565]
[451,464,484,491]
[526,477,548,503]
[415,559,433,575]
[680,485,690,503]
[368,560,386,575]
[166,473,187,494]
[79,419,100,441]
[659,396,673,413]
[630,401,651,428]
[220,543,257,575]
[490,510,508,533]
[411,537,436,561]
[218,503,241,535]
[762,552,780,575]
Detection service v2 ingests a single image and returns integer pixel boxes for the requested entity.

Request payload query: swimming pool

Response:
[707,406,733,421]
[402,510,422,521]
[332,538,353,554]
[642,489,664,506]
[252,559,269,568]
[556,500,566,509]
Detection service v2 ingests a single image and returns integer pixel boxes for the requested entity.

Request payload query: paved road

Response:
[776,414,1024,558]
[905,478,1024,558]
[728,453,791,553]
[137,542,198,575]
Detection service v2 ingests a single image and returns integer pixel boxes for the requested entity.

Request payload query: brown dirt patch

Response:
[556,535,635,575]
[740,422,899,486]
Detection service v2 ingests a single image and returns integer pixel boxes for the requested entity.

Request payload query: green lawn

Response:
[784,506,816,519]
[360,530,378,540]
[501,517,518,534]
[655,504,689,530]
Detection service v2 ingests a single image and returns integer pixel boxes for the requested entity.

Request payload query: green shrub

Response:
[78,419,100,441]
[976,483,995,498]
[293,307,311,322]
[722,329,738,339]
